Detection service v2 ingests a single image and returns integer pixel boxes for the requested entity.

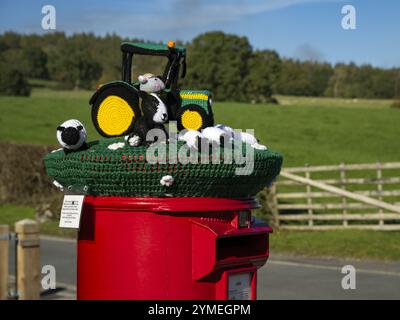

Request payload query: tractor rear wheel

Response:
[176,104,212,131]
[91,86,140,137]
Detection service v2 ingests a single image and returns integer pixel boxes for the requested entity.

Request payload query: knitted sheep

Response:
[56,119,87,151]
[202,126,231,146]
[138,73,165,93]
[178,130,206,150]
[178,127,230,150]
[215,124,267,150]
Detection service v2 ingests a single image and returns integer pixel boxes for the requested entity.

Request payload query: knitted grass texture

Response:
[43,138,283,198]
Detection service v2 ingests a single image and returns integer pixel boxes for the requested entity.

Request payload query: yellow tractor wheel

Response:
[91,86,140,137]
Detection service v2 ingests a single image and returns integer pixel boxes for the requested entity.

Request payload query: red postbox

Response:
[77,196,271,300]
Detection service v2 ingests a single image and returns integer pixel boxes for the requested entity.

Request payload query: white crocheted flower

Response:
[127,135,141,147]
[160,175,174,187]
[107,142,125,150]
[53,180,64,191]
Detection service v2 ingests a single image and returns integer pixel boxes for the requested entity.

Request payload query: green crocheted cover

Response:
[43,138,283,198]
[179,90,212,113]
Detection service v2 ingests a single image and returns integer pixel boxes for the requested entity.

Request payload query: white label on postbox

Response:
[59,195,85,229]
[228,273,252,300]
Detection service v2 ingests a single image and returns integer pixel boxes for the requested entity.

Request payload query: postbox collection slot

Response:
[216,233,268,262]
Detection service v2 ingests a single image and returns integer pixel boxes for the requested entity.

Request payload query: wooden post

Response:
[305,164,313,227]
[266,184,279,228]
[340,163,348,227]
[15,219,40,300]
[0,225,9,300]
[376,162,384,228]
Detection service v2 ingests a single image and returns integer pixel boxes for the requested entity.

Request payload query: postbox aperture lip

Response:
[238,211,250,228]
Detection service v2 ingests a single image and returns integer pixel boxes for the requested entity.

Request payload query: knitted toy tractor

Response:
[90,41,214,137]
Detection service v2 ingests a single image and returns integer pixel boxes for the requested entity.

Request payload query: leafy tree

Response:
[308,62,333,96]
[1,31,399,100]
[277,59,333,97]
[325,63,348,97]
[276,59,312,96]
[0,31,21,52]
[370,68,398,99]
[245,50,282,102]
[325,63,398,99]
[184,31,252,101]
[93,33,123,83]
[22,46,48,79]
[394,70,400,99]
[48,40,102,89]
[0,53,31,96]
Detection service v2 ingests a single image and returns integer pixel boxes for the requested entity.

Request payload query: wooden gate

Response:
[268,162,400,230]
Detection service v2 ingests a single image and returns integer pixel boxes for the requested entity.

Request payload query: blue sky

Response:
[0,0,399,68]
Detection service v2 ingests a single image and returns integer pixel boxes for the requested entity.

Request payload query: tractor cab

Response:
[120,41,186,92]
[89,41,214,138]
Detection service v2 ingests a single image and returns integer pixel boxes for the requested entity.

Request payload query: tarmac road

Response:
[258,254,400,299]
[8,237,400,300]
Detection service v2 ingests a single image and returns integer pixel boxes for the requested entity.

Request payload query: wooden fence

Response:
[0,220,40,300]
[269,162,400,230]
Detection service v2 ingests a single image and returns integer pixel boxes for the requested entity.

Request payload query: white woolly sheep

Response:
[215,124,267,150]
[138,73,165,93]
[56,119,87,151]
[178,130,207,150]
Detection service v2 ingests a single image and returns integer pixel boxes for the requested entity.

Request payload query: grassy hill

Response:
[0,88,399,167]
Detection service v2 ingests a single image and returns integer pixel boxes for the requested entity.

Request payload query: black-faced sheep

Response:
[56,119,87,151]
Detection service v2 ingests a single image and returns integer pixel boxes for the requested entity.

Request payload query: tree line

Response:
[0,31,399,101]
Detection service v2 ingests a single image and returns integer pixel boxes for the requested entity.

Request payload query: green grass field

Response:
[271,229,400,261]
[0,204,76,238]
[1,88,399,260]
[1,88,399,167]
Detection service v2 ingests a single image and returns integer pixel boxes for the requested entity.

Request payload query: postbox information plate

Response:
[228,273,252,300]
[59,195,85,229]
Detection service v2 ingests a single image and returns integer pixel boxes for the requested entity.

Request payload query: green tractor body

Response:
[90,41,214,137]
